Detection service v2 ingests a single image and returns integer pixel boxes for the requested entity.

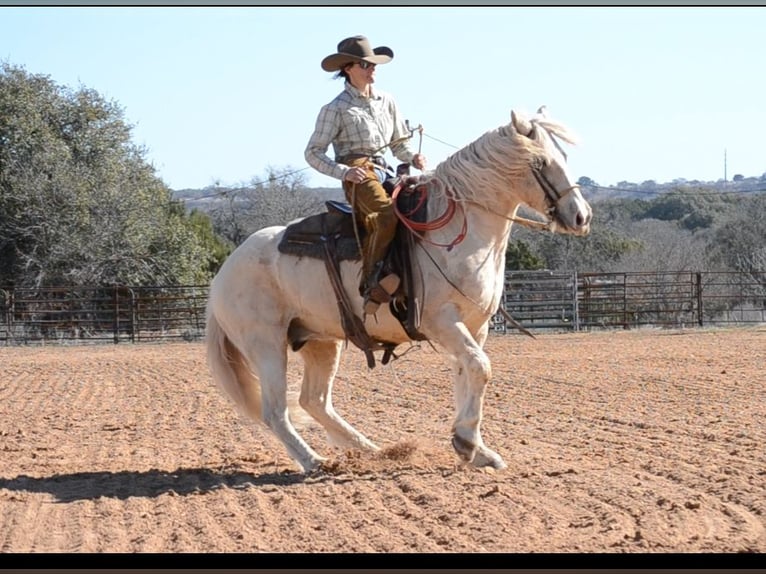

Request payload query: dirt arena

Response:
[1,326,764,555]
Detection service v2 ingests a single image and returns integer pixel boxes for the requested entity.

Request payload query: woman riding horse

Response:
[305,35,427,315]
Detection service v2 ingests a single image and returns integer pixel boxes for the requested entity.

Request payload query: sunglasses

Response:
[356,61,376,70]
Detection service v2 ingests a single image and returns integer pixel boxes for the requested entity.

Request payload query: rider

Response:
[305,35,427,314]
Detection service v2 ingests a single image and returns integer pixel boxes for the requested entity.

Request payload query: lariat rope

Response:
[391,177,467,251]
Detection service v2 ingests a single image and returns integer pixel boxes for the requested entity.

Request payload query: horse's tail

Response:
[205,303,264,424]
[205,299,313,429]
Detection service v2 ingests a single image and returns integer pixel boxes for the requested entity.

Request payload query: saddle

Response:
[278,175,429,368]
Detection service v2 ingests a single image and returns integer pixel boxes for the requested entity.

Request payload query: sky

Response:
[1,6,765,191]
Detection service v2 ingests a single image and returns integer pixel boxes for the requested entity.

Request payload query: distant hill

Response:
[172,185,344,212]
[580,175,766,202]
[172,175,766,211]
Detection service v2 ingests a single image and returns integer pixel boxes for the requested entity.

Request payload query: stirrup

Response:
[378,273,401,296]
[363,297,381,315]
[361,273,400,315]
[366,277,399,306]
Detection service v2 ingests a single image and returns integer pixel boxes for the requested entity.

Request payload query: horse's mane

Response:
[533,117,579,147]
[532,117,579,161]
[432,115,577,208]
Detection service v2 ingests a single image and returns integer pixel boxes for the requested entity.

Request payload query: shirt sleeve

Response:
[388,97,415,164]
[304,103,349,181]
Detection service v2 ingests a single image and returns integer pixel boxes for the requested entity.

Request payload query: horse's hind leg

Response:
[246,334,327,473]
[298,339,380,451]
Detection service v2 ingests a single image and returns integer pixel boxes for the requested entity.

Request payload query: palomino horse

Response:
[205,107,592,473]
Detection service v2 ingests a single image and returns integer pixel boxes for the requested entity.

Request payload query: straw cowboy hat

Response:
[321,35,394,72]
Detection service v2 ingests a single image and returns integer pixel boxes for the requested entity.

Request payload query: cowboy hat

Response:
[321,35,394,72]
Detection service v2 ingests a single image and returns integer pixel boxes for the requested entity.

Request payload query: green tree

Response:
[576,175,597,188]
[511,217,642,272]
[505,240,545,270]
[0,62,227,287]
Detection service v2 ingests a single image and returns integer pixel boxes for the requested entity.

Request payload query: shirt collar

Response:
[344,81,379,101]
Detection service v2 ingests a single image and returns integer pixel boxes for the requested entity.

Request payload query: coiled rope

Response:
[391,177,467,251]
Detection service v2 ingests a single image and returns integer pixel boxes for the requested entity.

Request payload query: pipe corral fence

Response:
[492,270,766,333]
[0,285,208,345]
[1,271,764,345]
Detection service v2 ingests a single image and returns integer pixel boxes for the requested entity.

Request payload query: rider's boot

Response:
[361,262,401,315]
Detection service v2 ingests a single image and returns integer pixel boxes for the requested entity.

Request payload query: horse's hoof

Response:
[298,455,328,475]
[451,434,476,463]
[472,447,507,470]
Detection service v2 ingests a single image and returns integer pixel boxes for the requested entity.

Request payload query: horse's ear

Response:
[511,110,533,137]
[536,105,548,117]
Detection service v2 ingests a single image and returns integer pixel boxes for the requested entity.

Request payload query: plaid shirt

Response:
[305,82,415,181]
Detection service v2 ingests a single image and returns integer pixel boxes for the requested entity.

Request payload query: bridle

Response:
[525,120,582,227]
[467,163,581,234]
[530,165,582,227]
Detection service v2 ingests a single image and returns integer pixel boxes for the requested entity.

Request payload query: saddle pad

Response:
[278,211,363,261]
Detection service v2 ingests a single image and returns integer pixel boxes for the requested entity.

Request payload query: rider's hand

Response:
[412,154,427,171]
[343,167,367,184]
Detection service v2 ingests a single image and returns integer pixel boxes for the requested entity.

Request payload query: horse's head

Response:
[510,107,592,236]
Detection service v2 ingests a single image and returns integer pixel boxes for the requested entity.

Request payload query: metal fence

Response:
[1,271,764,345]
[492,270,766,333]
[0,285,209,345]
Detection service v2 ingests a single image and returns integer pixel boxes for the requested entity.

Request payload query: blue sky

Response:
[2,6,765,190]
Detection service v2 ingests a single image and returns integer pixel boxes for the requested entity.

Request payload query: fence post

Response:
[1,288,8,345]
[128,288,136,344]
[622,273,628,329]
[696,272,703,327]
[572,270,580,331]
[112,285,119,344]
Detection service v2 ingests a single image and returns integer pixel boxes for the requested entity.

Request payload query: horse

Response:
[205,106,592,473]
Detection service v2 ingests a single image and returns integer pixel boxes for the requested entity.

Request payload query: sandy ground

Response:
[1,326,764,557]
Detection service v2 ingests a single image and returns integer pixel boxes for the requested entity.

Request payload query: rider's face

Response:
[346,61,376,87]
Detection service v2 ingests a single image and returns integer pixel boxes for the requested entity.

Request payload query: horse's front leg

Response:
[435,309,507,470]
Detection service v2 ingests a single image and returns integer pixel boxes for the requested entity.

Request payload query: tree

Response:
[510,212,643,272]
[209,166,328,246]
[505,240,545,270]
[614,219,707,272]
[0,62,227,288]
[708,194,766,272]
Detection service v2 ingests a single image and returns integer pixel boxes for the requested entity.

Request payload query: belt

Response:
[338,154,387,168]
[369,156,387,168]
